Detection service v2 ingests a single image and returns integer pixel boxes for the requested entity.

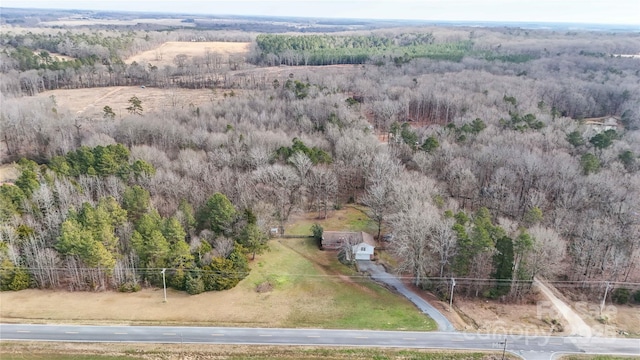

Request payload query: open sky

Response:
[2,0,639,25]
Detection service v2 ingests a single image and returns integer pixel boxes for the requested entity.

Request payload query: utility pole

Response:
[501,338,507,360]
[600,281,611,315]
[161,268,167,303]
[449,277,456,312]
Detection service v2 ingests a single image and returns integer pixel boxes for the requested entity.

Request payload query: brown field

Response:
[0,242,314,327]
[0,287,275,326]
[34,49,76,62]
[0,232,435,331]
[126,41,251,68]
[454,296,571,336]
[573,302,640,337]
[0,342,512,360]
[30,86,235,118]
[0,163,19,183]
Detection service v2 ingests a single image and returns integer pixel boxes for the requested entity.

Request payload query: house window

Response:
[360,247,366,251]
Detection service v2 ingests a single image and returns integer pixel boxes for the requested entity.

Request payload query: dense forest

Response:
[1,23,639,302]
[253,33,473,65]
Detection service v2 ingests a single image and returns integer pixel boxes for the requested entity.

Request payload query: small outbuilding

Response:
[582,115,621,136]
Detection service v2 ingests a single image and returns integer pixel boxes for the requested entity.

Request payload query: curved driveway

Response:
[357,260,456,332]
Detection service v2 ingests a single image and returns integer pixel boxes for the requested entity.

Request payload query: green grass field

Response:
[247,236,436,331]
[246,205,435,330]
[286,205,379,236]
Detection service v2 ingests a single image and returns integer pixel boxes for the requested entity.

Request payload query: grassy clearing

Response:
[572,302,640,338]
[1,203,434,330]
[286,205,378,236]
[126,41,251,68]
[0,355,138,360]
[279,237,436,330]
[27,86,232,119]
[0,163,19,182]
[1,239,434,330]
[0,342,511,360]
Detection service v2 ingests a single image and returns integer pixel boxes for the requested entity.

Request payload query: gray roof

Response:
[321,231,375,250]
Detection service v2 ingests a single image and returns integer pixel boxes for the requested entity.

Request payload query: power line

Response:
[4,266,640,287]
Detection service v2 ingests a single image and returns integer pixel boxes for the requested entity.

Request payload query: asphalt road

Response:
[1,324,638,360]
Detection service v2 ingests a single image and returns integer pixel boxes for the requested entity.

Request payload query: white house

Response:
[322,231,376,261]
[583,115,621,137]
[352,241,375,260]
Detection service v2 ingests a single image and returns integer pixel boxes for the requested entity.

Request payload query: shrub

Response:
[611,288,630,304]
[632,289,640,304]
[0,260,30,291]
[169,269,186,290]
[185,274,205,295]
[311,224,323,247]
[9,268,30,291]
[117,282,141,293]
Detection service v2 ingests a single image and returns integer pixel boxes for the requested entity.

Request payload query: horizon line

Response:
[2,6,639,28]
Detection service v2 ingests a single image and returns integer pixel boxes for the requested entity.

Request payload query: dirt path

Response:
[76,86,124,115]
[533,277,593,337]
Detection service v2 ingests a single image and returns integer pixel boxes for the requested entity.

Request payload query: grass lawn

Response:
[0,356,138,360]
[277,237,435,330]
[0,204,433,330]
[285,205,379,236]
[0,239,434,331]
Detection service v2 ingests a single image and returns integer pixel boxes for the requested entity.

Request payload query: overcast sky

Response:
[2,0,639,25]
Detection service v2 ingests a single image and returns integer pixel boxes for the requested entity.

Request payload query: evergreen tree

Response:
[566,131,585,147]
[238,223,269,260]
[580,153,600,175]
[131,211,171,282]
[471,118,487,133]
[15,159,39,197]
[126,96,143,115]
[589,129,617,150]
[198,193,236,235]
[492,236,514,297]
[421,136,439,153]
[56,218,116,270]
[0,184,26,218]
[185,273,205,295]
[131,159,155,179]
[122,185,151,222]
[0,258,30,291]
[103,105,116,119]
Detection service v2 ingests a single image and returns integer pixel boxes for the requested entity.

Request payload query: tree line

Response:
[253,33,471,66]
[0,146,268,293]
[1,25,639,301]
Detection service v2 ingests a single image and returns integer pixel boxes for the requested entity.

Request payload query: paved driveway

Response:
[357,260,456,332]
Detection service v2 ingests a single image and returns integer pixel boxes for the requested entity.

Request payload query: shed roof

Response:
[321,231,375,250]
